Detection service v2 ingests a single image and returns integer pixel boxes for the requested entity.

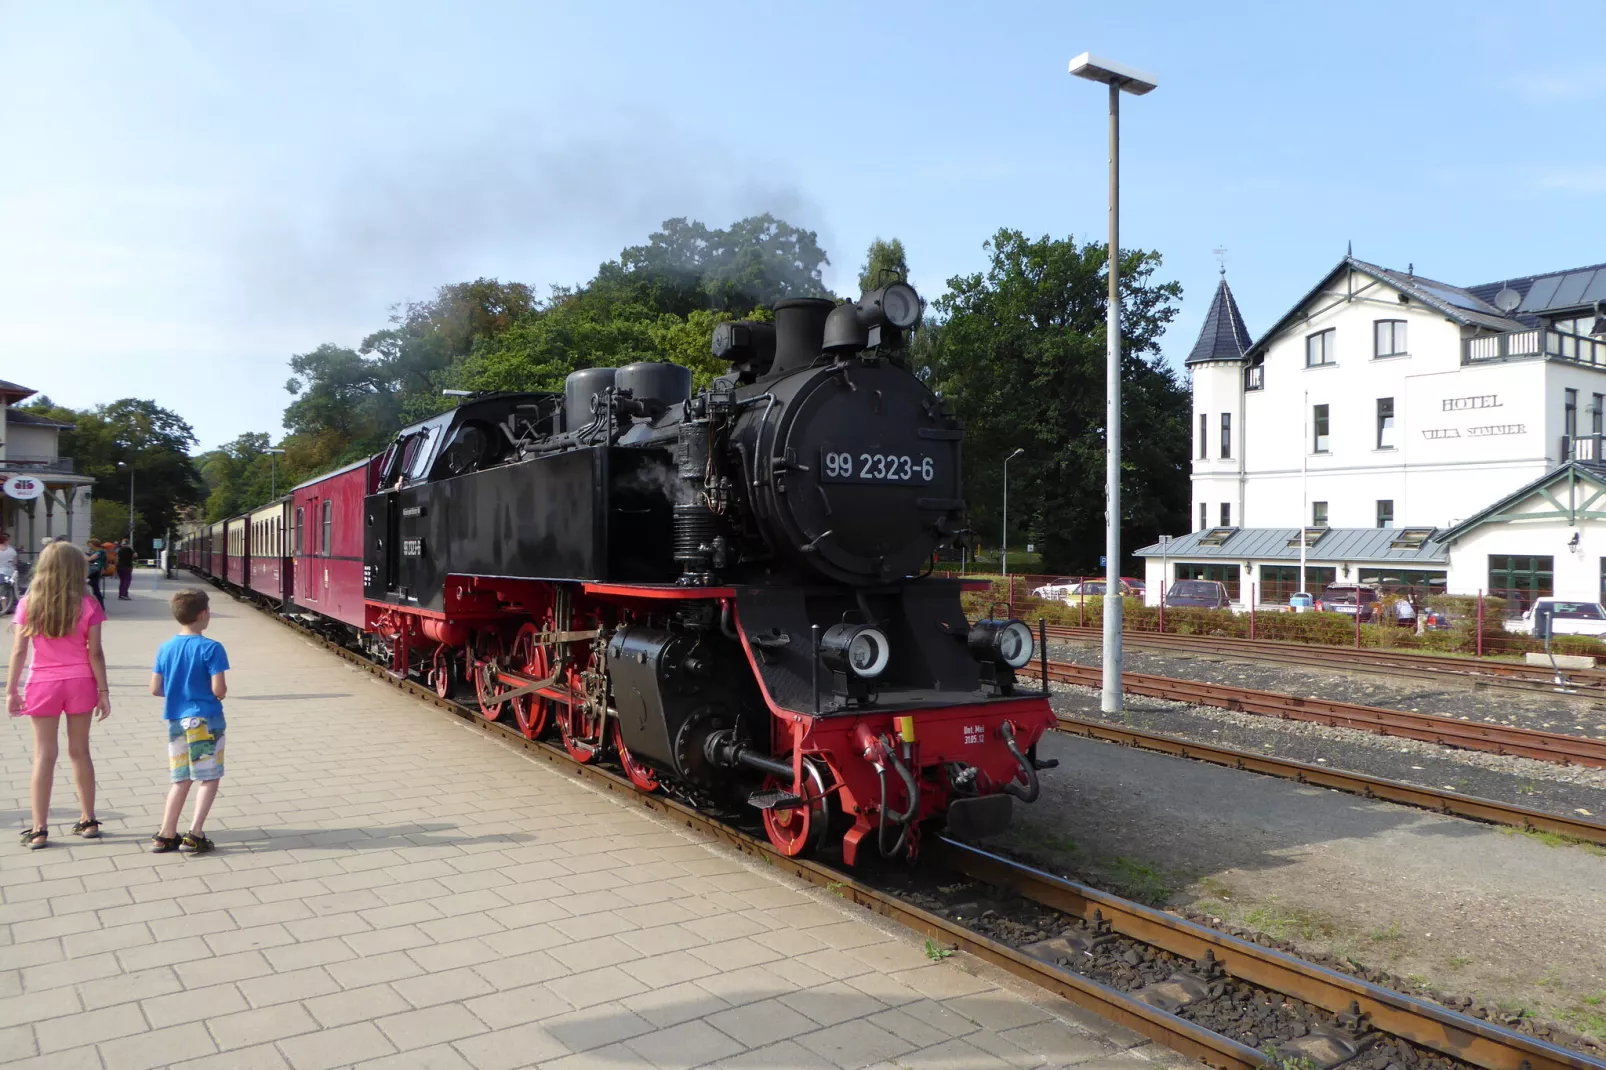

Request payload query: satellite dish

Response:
[1494,286,1522,313]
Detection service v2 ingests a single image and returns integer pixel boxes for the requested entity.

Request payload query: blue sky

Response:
[2,1,1602,451]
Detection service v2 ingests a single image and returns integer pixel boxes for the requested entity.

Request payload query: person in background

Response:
[7,541,110,849]
[85,540,107,608]
[0,534,17,614]
[116,538,135,601]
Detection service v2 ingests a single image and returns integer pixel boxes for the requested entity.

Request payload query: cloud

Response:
[1537,167,1606,194]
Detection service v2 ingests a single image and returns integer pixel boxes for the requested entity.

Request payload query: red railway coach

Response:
[225,515,249,588]
[207,519,226,581]
[247,499,291,604]
[288,457,372,628]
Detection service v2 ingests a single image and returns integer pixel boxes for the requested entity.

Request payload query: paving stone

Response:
[35,998,148,1053]
[464,982,575,1029]
[623,1018,743,1070]
[798,1016,920,1068]
[0,1042,104,1070]
[208,1001,320,1050]
[374,1002,487,1051]
[705,995,820,1046]
[544,964,648,1009]
[897,1036,1023,1069]
[328,949,427,988]
[542,1002,655,1052]
[781,979,890,1027]
[78,965,184,1009]
[237,965,341,1007]
[142,981,251,1028]
[392,964,496,1008]
[277,1021,397,1070]
[706,1038,840,1070]
[174,949,274,988]
[97,1022,218,1070]
[451,1020,571,1069]
[945,990,1056,1032]
[0,984,82,1032]
[353,1042,477,1070]
[1001,1021,1119,1066]
[303,982,413,1027]
[619,978,731,1028]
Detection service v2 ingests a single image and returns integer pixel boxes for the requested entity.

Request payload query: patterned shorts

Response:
[168,716,225,783]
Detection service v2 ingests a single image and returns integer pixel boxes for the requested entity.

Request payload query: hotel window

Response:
[1219,502,1231,527]
[1374,319,1407,358]
[1199,414,1208,459]
[1376,397,1396,449]
[1220,413,1232,459]
[1593,394,1604,436]
[1312,501,1328,528]
[1199,503,1207,531]
[1376,500,1393,528]
[1312,404,1330,453]
[1488,555,1553,613]
[1566,389,1578,439]
[1306,329,1335,367]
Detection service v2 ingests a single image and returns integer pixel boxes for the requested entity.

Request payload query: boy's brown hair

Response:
[170,589,211,626]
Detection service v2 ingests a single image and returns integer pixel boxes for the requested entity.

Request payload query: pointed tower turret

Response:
[1185,275,1252,366]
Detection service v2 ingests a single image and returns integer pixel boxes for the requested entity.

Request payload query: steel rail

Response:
[1053,714,1606,846]
[1043,624,1606,695]
[934,839,1604,1070]
[1045,660,1606,768]
[226,588,1604,1070]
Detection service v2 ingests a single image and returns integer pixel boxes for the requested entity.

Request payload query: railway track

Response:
[228,588,1604,1070]
[1044,624,1606,700]
[1044,660,1606,768]
[1052,714,1606,847]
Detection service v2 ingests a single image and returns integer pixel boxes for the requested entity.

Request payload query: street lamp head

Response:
[1068,52,1158,95]
[1007,448,1025,461]
[265,448,286,455]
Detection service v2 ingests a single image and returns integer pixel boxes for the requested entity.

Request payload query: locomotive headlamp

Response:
[875,282,922,330]
[968,618,1034,669]
[820,623,891,679]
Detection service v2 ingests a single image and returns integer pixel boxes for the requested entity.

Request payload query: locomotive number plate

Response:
[819,450,934,485]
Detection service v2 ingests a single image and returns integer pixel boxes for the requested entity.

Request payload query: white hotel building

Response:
[1136,256,1606,610]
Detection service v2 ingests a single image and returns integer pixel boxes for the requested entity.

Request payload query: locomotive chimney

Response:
[768,298,835,377]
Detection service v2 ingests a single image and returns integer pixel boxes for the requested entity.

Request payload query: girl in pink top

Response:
[7,541,111,849]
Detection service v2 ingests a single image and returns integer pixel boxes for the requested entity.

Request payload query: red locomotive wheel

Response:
[760,762,832,858]
[431,647,457,700]
[472,634,506,721]
[555,666,600,763]
[612,721,659,792]
[508,623,550,741]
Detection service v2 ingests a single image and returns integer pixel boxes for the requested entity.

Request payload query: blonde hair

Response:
[22,541,88,639]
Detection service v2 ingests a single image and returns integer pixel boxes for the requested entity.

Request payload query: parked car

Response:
[1122,577,1147,597]
[1287,592,1314,613]
[1503,597,1606,638]
[1030,577,1081,599]
[1164,580,1231,610]
[1314,583,1382,623]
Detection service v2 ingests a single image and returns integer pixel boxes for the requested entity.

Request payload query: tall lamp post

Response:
[266,448,286,498]
[1070,52,1158,715]
[1002,447,1025,579]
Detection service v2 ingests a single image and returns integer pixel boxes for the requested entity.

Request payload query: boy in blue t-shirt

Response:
[149,589,230,854]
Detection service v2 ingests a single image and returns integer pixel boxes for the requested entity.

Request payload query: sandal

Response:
[181,831,215,855]
[72,819,102,839]
[150,833,181,853]
[19,828,47,850]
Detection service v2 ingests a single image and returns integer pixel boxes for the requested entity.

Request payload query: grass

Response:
[1260,1045,1319,1070]
[1368,919,1404,944]
[1447,956,1473,970]
[1563,993,1606,1040]
[1242,902,1335,943]
[924,939,954,962]
[1107,857,1175,906]
[1498,825,1606,855]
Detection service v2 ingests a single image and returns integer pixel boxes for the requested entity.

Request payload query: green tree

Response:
[929,229,1187,573]
[23,397,204,551]
[858,237,909,292]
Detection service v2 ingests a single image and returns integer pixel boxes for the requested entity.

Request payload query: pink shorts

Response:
[21,677,99,717]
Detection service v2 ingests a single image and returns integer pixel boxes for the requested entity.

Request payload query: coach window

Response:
[321,500,333,556]
[295,507,305,555]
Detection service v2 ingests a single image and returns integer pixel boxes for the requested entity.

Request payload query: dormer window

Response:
[1306,329,1336,367]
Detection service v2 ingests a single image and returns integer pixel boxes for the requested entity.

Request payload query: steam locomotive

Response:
[178,283,1055,864]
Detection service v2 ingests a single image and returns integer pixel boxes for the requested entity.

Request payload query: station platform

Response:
[2,577,1183,1070]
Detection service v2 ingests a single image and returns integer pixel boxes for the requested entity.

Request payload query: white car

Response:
[1030,577,1083,599]
[1503,597,1606,637]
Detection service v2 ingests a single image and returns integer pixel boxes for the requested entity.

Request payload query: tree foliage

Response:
[21,396,204,550]
[928,229,1188,573]
[858,237,909,292]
